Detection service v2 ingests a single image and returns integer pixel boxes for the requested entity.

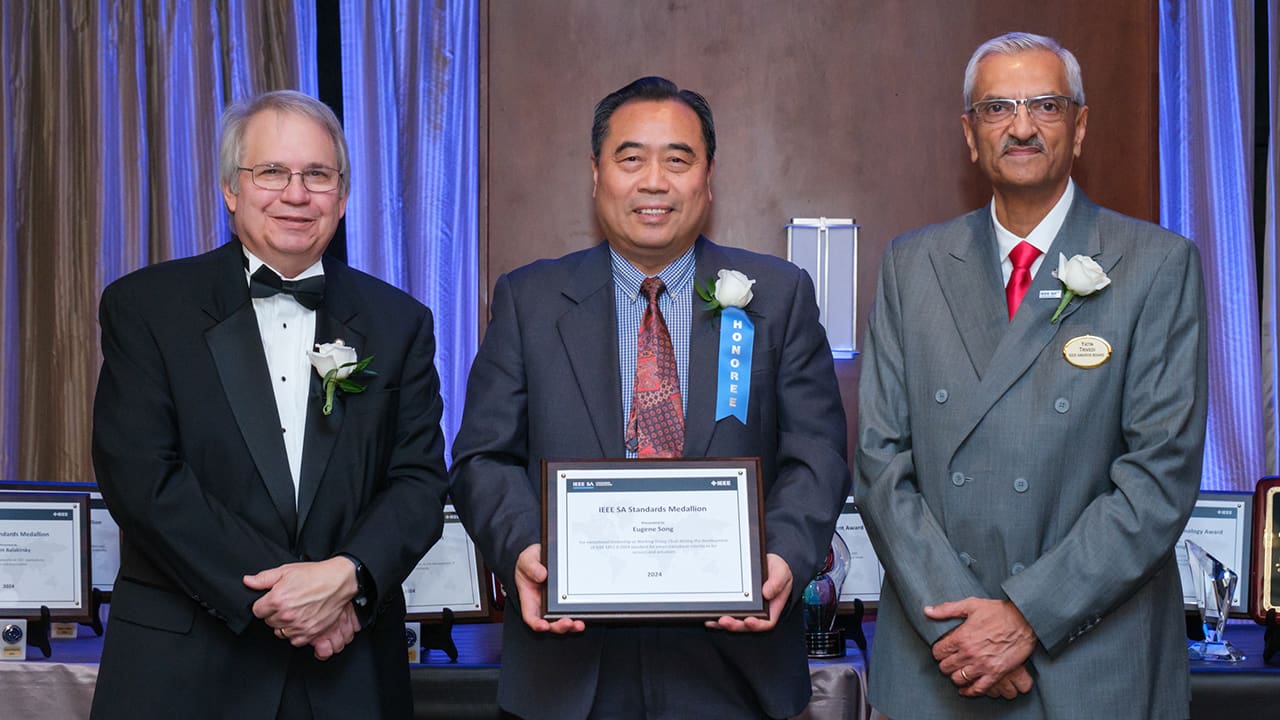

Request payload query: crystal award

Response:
[1185,539,1246,662]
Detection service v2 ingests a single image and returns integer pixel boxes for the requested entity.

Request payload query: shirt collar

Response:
[609,244,698,301]
[242,247,325,285]
[991,178,1076,262]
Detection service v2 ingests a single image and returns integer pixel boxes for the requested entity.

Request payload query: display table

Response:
[0,619,866,720]
[409,622,867,720]
[1189,621,1275,719]
[4,616,1273,720]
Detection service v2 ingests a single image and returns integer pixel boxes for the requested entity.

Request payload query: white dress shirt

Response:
[992,178,1076,286]
[244,250,323,502]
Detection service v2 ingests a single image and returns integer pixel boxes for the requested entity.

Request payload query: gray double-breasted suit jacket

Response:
[91,240,449,719]
[450,237,851,719]
[855,192,1207,719]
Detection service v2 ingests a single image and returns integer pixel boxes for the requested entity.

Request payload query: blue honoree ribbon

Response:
[715,307,754,424]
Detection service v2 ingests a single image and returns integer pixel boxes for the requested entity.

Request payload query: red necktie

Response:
[1006,241,1042,319]
[625,278,684,458]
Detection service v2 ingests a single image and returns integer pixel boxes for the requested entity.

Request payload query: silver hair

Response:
[218,90,350,196]
[962,32,1085,110]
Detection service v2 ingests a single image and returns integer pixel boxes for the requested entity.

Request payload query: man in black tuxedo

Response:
[450,77,850,719]
[90,90,448,719]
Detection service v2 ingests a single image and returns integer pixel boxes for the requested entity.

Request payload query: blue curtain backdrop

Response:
[1159,0,1266,490]
[0,1,476,481]
[3,1,1271,488]
[1266,0,1280,477]
[339,0,479,461]
[1,1,319,481]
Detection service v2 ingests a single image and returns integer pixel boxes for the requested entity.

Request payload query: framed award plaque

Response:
[834,496,884,610]
[0,492,92,621]
[401,504,491,621]
[1250,477,1280,623]
[1177,490,1252,617]
[542,458,766,620]
[0,481,119,599]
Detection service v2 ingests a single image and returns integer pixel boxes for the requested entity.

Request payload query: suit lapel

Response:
[946,193,1120,456]
[930,211,1007,379]
[296,260,364,539]
[557,244,625,457]
[203,242,298,537]
[684,237,729,458]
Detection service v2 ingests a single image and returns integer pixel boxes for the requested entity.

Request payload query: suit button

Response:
[1054,397,1070,413]
[934,389,949,403]
[958,551,974,566]
[951,472,966,487]
[1010,562,1026,575]
[1013,477,1029,493]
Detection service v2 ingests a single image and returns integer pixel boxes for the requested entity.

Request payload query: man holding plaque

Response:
[91,90,449,718]
[451,76,850,719]
[856,32,1208,718]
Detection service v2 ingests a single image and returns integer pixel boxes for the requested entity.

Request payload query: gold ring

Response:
[960,669,971,683]
[278,627,289,639]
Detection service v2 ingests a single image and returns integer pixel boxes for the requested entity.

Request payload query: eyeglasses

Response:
[237,163,343,193]
[968,95,1075,125]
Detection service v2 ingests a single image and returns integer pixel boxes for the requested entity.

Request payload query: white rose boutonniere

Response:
[1050,253,1111,324]
[308,339,376,415]
[698,269,759,424]
[696,268,756,313]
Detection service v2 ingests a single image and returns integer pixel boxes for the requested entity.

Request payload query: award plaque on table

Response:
[0,481,120,598]
[834,496,884,610]
[1250,477,1280,623]
[402,503,491,621]
[1177,490,1252,617]
[542,458,766,620]
[0,492,92,621]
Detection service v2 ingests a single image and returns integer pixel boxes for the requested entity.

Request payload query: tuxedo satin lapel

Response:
[204,256,298,537]
[930,214,1006,379]
[296,266,364,539]
[557,245,624,457]
[684,238,731,458]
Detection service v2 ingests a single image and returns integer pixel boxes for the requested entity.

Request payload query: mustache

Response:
[1002,136,1045,152]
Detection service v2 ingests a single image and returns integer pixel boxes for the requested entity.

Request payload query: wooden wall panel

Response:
[480,0,1158,463]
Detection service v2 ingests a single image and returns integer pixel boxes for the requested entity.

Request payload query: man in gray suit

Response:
[856,32,1207,718]
[451,76,850,719]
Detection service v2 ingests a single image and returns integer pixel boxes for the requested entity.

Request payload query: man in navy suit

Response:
[91,90,448,719]
[451,76,850,719]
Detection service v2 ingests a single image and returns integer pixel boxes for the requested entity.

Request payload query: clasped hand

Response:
[243,556,360,660]
[924,597,1037,699]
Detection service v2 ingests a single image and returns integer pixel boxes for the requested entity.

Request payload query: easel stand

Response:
[80,588,105,636]
[420,607,458,663]
[25,606,52,659]
[1264,609,1280,666]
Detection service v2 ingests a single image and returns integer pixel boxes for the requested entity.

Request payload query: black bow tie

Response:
[249,265,326,310]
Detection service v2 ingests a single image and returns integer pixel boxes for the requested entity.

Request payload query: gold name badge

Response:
[1063,335,1112,368]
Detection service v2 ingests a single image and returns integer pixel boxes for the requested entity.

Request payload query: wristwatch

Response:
[338,553,373,608]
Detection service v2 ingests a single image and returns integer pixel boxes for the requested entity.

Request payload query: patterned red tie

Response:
[1006,241,1042,319]
[625,277,685,458]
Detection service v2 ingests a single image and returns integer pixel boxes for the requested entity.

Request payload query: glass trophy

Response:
[1185,540,1246,662]
[804,532,851,658]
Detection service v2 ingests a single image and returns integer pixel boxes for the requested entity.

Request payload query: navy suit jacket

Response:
[91,240,449,719]
[451,237,850,719]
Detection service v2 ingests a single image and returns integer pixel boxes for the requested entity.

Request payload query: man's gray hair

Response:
[219,90,350,196]
[962,32,1085,110]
